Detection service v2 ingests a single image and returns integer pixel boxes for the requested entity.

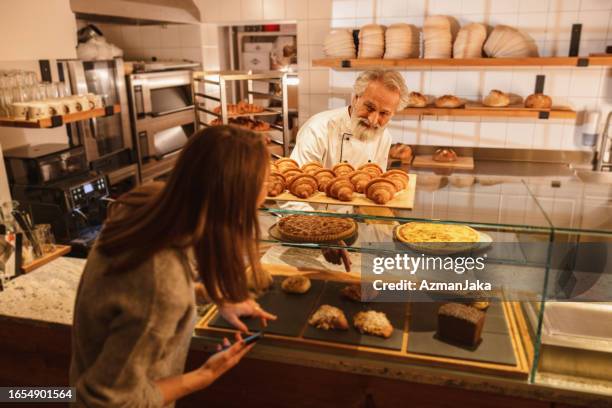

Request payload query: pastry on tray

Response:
[395,222,480,244]
[313,169,336,192]
[301,161,324,175]
[282,168,303,182]
[389,143,413,162]
[358,162,383,178]
[332,162,355,177]
[325,177,355,201]
[275,157,299,172]
[432,147,458,162]
[347,170,372,193]
[270,162,279,173]
[353,310,393,338]
[288,174,318,198]
[365,178,397,204]
[267,172,286,197]
[406,91,427,108]
[483,89,510,107]
[281,275,311,294]
[524,93,552,109]
[437,303,485,347]
[308,305,349,330]
[277,214,357,243]
[382,169,409,191]
[341,283,379,302]
[434,95,464,108]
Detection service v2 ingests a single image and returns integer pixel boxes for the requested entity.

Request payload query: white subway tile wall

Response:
[106,0,612,152]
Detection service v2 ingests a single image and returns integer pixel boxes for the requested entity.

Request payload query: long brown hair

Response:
[97,125,269,303]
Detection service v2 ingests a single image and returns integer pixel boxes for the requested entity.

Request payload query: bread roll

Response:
[483,89,510,107]
[524,93,552,109]
[407,91,427,108]
[432,148,458,162]
[434,95,464,108]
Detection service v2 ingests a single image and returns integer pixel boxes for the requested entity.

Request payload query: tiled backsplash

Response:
[198,0,612,152]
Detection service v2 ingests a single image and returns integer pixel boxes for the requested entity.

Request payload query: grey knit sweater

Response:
[70,245,196,407]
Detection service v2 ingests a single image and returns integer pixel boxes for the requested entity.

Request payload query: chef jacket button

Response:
[345,137,350,141]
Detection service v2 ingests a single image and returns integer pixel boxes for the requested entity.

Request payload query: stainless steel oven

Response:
[58,58,138,196]
[127,69,196,182]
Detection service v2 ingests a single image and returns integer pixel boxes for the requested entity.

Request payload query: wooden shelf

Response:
[21,245,71,274]
[312,55,612,70]
[0,104,121,129]
[398,105,576,119]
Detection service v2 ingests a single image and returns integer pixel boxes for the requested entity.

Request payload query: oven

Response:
[127,69,196,182]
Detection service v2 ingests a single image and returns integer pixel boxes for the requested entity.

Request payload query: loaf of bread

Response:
[483,89,510,107]
[524,93,552,109]
[406,91,428,108]
[437,303,485,347]
[434,95,464,108]
[432,148,458,162]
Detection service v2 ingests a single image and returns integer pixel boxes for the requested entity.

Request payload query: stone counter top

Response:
[0,257,85,327]
[0,257,611,407]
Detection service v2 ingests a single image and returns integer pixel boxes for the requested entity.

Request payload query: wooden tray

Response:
[464,102,573,112]
[196,263,530,378]
[412,155,474,170]
[21,245,71,273]
[266,174,417,210]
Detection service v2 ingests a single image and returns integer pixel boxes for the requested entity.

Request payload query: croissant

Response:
[332,162,355,177]
[289,174,318,198]
[276,157,299,173]
[301,161,323,175]
[365,178,397,204]
[347,170,372,193]
[382,170,409,191]
[326,177,355,201]
[270,162,279,173]
[314,169,336,192]
[358,163,383,178]
[283,168,303,183]
[267,172,286,197]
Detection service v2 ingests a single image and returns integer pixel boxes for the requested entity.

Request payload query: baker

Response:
[287,69,409,271]
[290,69,409,170]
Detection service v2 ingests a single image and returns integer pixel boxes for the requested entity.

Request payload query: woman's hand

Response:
[218,299,277,332]
[197,333,253,388]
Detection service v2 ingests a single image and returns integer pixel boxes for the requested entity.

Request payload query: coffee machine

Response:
[4,143,111,256]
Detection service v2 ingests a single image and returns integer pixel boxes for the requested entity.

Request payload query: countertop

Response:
[0,257,611,407]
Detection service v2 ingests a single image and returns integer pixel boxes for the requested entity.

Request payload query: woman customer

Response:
[70,125,276,407]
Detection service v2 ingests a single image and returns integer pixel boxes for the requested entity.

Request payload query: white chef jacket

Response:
[290,107,391,170]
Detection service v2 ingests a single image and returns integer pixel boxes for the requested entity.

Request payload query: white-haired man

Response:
[291,69,409,170]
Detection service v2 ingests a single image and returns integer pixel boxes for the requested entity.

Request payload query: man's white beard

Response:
[350,113,386,139]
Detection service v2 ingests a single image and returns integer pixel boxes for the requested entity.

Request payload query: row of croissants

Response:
[268,158,409,205]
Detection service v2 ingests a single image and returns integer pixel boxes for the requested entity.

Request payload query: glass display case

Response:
[196,172,559,381]
[524,176,612,390]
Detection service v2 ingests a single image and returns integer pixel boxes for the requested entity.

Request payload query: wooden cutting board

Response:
[266,174,417,210]
[412,155,474,170]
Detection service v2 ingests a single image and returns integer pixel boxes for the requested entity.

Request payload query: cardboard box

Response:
[244,42,274,52]
[242,52,270,71]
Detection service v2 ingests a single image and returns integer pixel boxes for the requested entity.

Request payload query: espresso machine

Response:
[4,143,111,257]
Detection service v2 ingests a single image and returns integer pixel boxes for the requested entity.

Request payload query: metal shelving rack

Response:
[193,70,291,157]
